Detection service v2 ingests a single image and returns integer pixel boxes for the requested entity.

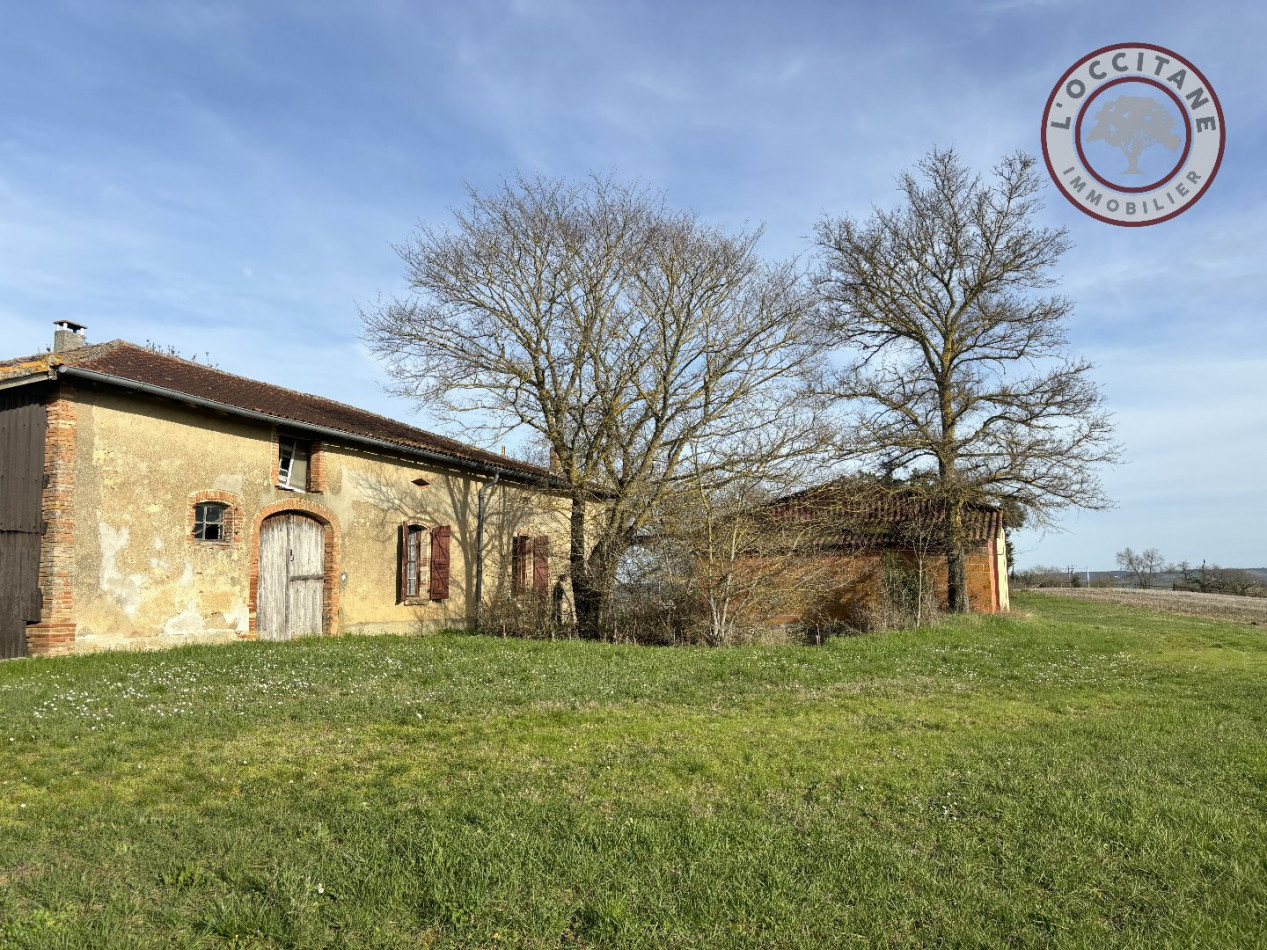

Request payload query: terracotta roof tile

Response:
[772,477,1002,546]
[35,341,547,479]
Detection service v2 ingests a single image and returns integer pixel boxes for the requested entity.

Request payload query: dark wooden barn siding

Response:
[0,390,47,658]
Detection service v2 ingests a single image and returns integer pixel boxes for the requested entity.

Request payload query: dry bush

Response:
[480,590,575,641]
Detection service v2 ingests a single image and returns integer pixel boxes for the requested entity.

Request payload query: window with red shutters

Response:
[533,535,550,593]
[429,525,451,600]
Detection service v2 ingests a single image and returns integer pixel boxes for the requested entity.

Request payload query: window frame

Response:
[400,522,429,603]
[512,534,530,596]
[192,501,230,543]
[277,435,311,492]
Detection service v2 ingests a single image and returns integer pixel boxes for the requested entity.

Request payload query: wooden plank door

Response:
[286,515,325,638]
[258,513,326,641]
[0,391,47,659]
[0,533,40,659]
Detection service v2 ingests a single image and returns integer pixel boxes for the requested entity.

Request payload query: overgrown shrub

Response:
[479,582,825,646]
[478,549,952,645]
[851,553,941,633]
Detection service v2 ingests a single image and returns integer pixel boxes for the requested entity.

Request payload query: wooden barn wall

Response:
[0,389,48,658]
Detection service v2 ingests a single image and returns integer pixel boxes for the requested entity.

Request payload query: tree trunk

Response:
[945,502,969,613]
[568,496,621,640]
[573,575,605,640]
[568,498,598,639]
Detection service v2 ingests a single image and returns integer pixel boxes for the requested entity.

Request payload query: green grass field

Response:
[1,594,1265,948]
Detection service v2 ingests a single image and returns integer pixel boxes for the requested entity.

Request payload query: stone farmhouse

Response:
[0,323,570,658]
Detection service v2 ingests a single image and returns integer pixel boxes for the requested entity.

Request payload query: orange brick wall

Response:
[734,534,1003,629]
[27,385,77,656]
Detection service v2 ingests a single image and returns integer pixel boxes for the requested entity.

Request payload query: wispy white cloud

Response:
[0,0,1260,568]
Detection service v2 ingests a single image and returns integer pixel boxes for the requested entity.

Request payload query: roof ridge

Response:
[64,340,549,478]
[51,338,131,365]
[82,340,452,438]
[776,475,1001,512]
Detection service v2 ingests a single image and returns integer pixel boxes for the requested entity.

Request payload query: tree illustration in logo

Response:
[1085,95,1181,175]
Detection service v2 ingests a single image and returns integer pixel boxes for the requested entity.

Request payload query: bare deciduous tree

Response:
[814,148,1120,611]
[1115,546,1167,589]
[363,174,824,638]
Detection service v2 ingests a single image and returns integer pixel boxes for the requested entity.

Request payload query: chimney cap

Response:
[53,319,87,333]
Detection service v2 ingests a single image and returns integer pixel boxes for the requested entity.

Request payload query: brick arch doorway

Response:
[257,512,327,641]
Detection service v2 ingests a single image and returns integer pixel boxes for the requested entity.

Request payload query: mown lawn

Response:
[1,594,1265,948]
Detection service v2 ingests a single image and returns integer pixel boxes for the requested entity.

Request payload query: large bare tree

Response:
[814,148,1119,611]
[1115,547,1167,589]
[363,175,824,637]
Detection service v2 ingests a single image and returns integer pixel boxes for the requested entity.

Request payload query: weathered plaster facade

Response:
[14,371,570,657]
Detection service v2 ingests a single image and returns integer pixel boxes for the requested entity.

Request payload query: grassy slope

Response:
[1,594,1265,948]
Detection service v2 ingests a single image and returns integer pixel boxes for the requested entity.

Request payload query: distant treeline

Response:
[1013,560,1265,598]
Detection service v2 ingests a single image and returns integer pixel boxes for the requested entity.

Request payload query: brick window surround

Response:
[269,429,327,493]
[187,490,244,545]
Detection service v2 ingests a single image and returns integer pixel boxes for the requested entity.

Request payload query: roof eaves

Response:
[0,370,55,392]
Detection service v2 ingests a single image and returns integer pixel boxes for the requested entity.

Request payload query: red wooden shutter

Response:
[416,528,429,600]
[397,522,408,603]
[533,536,550,593]
[430,525,451,600]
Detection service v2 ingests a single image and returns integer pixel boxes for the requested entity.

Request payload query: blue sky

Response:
[2,0,1263,570]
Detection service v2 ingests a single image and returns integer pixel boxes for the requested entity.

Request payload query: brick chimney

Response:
[53,320,87,353]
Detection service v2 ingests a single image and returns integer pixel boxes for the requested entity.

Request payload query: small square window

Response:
[278,436,310,491]
[194,502,228,541]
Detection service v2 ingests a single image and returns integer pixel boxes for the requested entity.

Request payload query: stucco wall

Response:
[65,386,570,654]
[995,528,1010,611]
